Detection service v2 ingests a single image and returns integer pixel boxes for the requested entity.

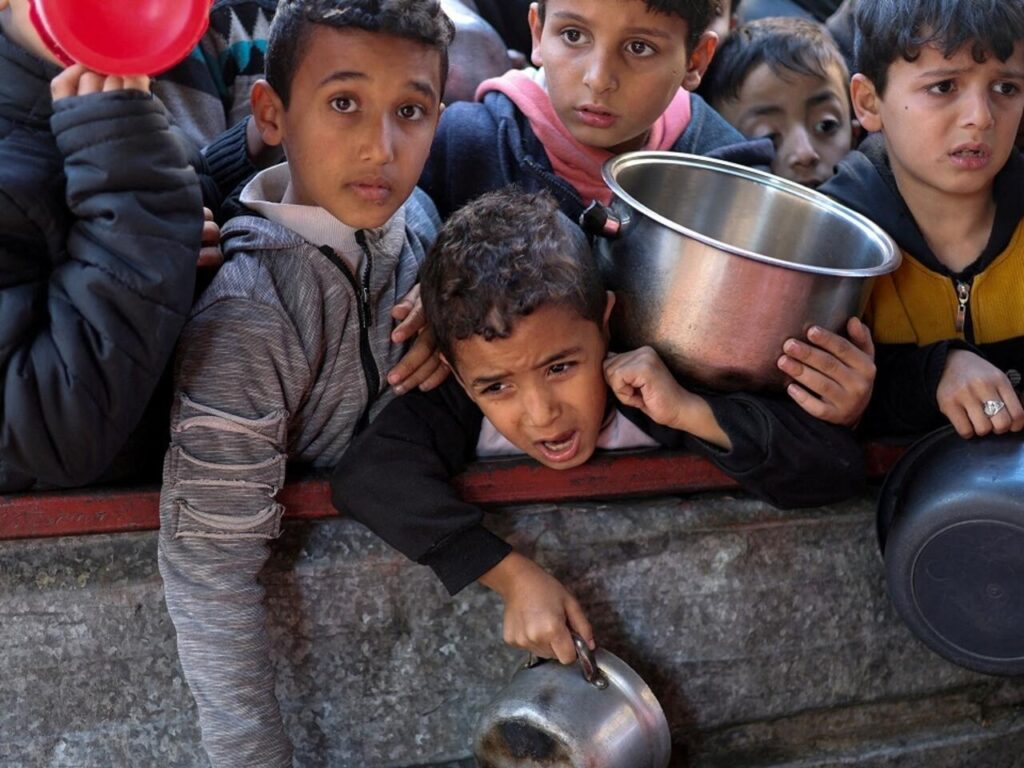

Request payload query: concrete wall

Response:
[0,492,1021,767]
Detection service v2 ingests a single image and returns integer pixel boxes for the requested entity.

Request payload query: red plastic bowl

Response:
[30,0,212,76]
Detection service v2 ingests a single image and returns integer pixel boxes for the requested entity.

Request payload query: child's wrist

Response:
[478,551,530,597]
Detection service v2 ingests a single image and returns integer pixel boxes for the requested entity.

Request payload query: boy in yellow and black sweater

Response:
[823,0,1024,438]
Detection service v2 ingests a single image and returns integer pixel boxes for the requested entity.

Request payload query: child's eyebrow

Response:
[550,10,672,40]
[317,70,438,99]
[806,90,843,108]
[469,347,583,388]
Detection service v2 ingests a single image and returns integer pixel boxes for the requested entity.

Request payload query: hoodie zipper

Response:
[954,278,975,343]
[318,236,380,432]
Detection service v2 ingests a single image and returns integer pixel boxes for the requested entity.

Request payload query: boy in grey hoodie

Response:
[157,2,454,766]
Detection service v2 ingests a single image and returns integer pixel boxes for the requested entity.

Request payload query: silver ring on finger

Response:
[983,399,1006,418]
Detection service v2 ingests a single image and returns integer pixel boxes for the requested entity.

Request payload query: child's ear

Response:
[528,2,544,68]
[602,291,616,334]
[850,73,883,134]
[681,31,718,92]
[439,353,467,393]
[250,79,286,148]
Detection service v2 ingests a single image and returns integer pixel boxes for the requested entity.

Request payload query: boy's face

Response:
[252,27,443,229]
[447,297,614,470]
[851,41,1024,208]
[528,0,717,153]
[717,61,852,187]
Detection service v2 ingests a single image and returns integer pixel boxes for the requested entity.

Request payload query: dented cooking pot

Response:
[472,635,671,768]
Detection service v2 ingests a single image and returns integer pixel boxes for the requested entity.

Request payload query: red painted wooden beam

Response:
[0,444,906,541]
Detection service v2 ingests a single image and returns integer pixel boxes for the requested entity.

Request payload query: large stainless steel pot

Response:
[586,152,901,391]
[473,635,671,768]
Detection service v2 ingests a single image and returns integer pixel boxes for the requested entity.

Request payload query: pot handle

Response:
[579,200,631,240]
[524,633,609,690]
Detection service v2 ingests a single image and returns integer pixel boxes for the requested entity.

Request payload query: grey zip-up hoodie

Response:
[157,171,439,768]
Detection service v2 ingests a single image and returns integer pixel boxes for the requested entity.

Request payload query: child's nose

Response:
[358,115,397,164]
[583,50,617,95]
[961,89,996,131]
[785,127,821,168]
[523,388,559,428]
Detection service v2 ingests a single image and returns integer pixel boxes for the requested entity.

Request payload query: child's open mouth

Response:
[950,145,991,169]
[535,430,581,463]
[350,179,393,203]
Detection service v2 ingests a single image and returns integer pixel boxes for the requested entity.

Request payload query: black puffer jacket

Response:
[0,33,202,492]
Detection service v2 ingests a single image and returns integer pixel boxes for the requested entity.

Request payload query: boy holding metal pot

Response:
[822,0,1024,438]
[422,0,878,432]
[332,187,866,664]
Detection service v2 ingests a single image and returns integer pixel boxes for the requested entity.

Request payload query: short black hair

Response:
[266,0,456,108]
[536,0,716,50]
[422,188,606,365]
[854,0,1024,96]
[703,16,849,106]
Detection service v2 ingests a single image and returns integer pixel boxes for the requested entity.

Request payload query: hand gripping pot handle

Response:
[473,634,672,768]
[524,633,609,689]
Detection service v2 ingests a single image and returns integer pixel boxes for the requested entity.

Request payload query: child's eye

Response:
[993,81,1021,97]
[927,80,956,95]
[814,117,842,135]
[560,27,587,46]
[397,104,427,121]
[548,361,576,376]
[480,382,508,396]
[626,40,655,57]
[330,96,358,113]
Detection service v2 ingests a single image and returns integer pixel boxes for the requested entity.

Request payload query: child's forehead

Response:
[542,0,691,36]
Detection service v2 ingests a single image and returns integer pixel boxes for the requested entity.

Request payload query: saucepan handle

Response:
[523,633,609,690]
[579,199,633,240]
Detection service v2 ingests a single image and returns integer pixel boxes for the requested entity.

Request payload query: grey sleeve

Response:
[157,295,311,768]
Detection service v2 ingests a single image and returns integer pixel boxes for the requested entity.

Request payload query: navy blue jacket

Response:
[0,33,203,491]
[420,89,772,222]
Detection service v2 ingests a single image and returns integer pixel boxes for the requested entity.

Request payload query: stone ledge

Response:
[0,442,907,541]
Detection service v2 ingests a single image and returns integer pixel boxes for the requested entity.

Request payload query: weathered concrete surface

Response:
[0,492,1021,767]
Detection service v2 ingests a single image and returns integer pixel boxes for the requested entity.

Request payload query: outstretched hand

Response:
[478,552,594,665]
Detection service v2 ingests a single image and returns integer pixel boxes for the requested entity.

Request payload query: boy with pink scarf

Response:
[421,0,877,430]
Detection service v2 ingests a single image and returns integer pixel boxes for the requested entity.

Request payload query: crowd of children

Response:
[1,0,1023,764]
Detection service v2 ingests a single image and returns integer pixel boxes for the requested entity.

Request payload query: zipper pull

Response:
[955,280,970,334]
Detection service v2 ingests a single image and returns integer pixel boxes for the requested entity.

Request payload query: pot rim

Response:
[602,151,901,278]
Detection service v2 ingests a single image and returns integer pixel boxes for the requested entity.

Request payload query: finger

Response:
[785,381,833,421]
[102,76,125,93]
[963,399,992,437]
[51,64,85,101]
[388,339,434,391]
[564,598,594,651]
[943,404,976,439]
[203,207,215,223]
[391,302,425,342]
[396,355,443,395]
[76,70,106,96]
[121,75,151,93]
[548,626,577,666]
[783,338,851,382]
[197,247,224,270]
[987,383,1022,434]
[417,362,450,392]
[778,352,842,401]
[1001,386,1024,432]
[846,317,876,358]
[201,220,220,246]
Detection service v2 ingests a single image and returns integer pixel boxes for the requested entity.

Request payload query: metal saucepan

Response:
[878,427,1024,676]
[584,152,901,392]
[473,635,671,768]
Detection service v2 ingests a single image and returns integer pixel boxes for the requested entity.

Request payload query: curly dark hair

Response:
[536,0,716,50]
[422,188,606,365]
[703,17,849,107]
[854,0,1024,96]
[266,0,456,107]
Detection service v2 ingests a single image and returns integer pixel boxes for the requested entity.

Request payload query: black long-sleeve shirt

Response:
[332,379,865,595]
